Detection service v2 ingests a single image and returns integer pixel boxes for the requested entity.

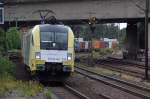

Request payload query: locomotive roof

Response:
[39,24,69,33]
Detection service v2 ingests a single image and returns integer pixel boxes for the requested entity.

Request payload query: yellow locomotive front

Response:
[23,24,74,80]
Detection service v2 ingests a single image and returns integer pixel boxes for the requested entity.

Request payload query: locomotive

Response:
[22,24,75,81]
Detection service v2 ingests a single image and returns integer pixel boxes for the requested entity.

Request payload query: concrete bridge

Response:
[4,0,149,60]
[4,0,146,22]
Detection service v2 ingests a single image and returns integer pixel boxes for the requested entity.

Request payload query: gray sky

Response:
[120,23,127,29]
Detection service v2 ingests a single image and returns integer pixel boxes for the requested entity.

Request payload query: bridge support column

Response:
[148,23,150,57]
[124,22,138,60]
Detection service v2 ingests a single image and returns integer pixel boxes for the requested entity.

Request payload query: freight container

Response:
[75,40,110,52]
[99,41,104,48]
[100,41,109,48]
[80,42,85,51]
[92,40,100,49]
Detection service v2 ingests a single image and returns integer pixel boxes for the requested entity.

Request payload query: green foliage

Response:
[105,48,114,54]
[118,28,126,46]
[0,77,14,96]
[95,24,120,39]
[0,57,16,77]
[0,57,16,96]
[72,24,126,48]
[16,80,44,97]
[94,48,113,56]
[0,78,44,97]
[0,57,51,98]
[44,88,52,99]
[92,48,113,59]
[72,24,121,40]
[6,27,21,50]
[0,28,6,55]
[0,28,5,45]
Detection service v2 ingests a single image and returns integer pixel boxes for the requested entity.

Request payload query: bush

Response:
[93,48,113,57]
[6,27,21,50]
[0,28,6,55]
[44,88,52,99]
[0,57,16,77]
[0,57,51,98]
[0,77,44,97]
[16,80,44,97]
[105,48,113,54]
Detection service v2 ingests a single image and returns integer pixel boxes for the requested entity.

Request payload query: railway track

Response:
[98,63,146,78]
[107,57,150,70]
[98,58,150,78]
[75,66,150,99]
[50,83,90,99]
[65,83,111,99]
[10,57,89,99]
[64,84,90,99]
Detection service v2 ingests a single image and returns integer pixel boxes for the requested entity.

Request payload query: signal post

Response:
[88,17,96,66]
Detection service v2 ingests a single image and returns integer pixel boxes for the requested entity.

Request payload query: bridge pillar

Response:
[148,23,150,52]
[124,22,138,60]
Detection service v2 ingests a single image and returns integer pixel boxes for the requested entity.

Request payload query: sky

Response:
[119,23,127,29]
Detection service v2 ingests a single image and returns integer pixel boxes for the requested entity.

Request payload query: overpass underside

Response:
[4,0,147,27]
[4,0,150,61]
[4,0,146,22]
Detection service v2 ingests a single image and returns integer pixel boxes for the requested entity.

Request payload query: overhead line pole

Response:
[145,0,149,80]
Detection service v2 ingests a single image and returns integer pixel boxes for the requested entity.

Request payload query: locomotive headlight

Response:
[67,53,72,60]
[35,52,41,59]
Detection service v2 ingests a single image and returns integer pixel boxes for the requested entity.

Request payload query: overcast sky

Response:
[119,23,127,29]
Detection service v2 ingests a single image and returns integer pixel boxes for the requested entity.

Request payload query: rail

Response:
[75,66,150,99]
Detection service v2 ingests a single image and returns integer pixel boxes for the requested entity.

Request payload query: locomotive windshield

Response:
[40,31,68,50]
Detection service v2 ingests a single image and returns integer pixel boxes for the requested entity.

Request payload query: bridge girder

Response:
[4,0,147,22]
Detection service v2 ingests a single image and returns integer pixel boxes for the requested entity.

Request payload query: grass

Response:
[0,57,15,77]
[0,77,44,97]
[0,57,51,98]
[76,48,113,60]
[93,48,113,59]
[76,63,120,77]
[44,88,52,99]
[16,80,44,97]
[143,82,150,88]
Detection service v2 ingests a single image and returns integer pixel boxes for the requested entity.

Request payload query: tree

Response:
[6,27,21,50]
[0,28,6,55]
[72,23,125,43]
[118,28,126,47]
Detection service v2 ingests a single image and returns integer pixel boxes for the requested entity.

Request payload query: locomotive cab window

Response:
[40,31,68,50]
[40,32,54,43]
[55,32,67,50]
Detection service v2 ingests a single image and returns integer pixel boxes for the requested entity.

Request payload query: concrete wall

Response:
[4,0,146,21]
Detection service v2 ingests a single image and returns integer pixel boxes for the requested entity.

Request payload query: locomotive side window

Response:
[32,35,34,46]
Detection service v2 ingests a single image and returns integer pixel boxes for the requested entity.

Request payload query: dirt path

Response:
[11,58,31,81]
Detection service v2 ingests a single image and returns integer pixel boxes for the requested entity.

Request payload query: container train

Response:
[75,40,109,52]
[22,24,74,81]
